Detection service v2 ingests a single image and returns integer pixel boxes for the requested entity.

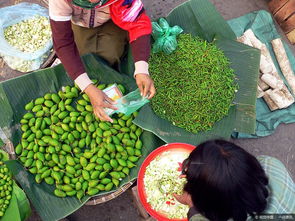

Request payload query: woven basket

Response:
[86,180,136,205]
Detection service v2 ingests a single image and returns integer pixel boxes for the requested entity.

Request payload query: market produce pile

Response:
[150,34,238,133]
[144,151,189,219]
[0,153,13,217]
[16,82,143,200]
[2,15,52,72]
[4,15,51,53]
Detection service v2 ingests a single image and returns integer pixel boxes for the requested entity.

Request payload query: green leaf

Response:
[0,139,4,148]
[0,150,31,221]
[13,183,31,221]
[1,192,21,221]
[134,0,259,144]
[215,37,260,133]
[0,53,164,221]
[0,149,9,161]
[166,0,236,42]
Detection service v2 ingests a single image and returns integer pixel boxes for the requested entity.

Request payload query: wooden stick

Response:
[260,44,280,78]
[241,30,275,75]
[242,30,295,104]
[238,30,295,111]
[263,89,279,111]
[271,38,295,94]
[258,78,270,91]
[280,86,295,104]
[286,29,295,44]
[259,45,294,98]
[257,85,265,98]
[242,29,281,77]
[268,88,294,109]
[260,54,274,75]
[237,35,253,47]
[261,73,284,89]
[243,29,264,49]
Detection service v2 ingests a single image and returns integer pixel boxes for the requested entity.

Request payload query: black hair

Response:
[183,139,269,221]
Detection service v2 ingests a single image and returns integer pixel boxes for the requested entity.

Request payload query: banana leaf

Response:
[2,184,31,221]
[2,193,21,221]
[133,0,260,145]
[0,149,31,221]
[0,54,164,221]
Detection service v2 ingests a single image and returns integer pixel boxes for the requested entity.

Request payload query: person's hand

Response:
[173,191,194,208]
[84,84,117,122]
[135,74,156,99]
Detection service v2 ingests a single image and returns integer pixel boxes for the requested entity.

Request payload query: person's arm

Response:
[110,0,156,98]
[49,0,116,122]
[49,19,88,84]
[49,0,88,85]
[173,192,205,221]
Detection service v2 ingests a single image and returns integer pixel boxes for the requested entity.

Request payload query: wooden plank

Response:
[281,14,295,33]
[258,78,270,91]
[269,0,290,14]
[286,29,295,44]
[263,90,279,111]
[274,0,295,23]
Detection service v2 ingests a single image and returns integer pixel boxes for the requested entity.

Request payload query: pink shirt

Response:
[49,0,117,28]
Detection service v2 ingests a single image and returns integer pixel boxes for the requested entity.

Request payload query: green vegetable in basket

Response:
[16,82,144,200]
[150,34,238,133]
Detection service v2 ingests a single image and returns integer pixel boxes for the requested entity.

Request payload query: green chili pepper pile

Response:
[150,34,238,133]
[16,82,143,200]
[0,153,13,217]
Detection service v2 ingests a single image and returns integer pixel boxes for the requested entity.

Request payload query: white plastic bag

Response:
[0,3,53,72]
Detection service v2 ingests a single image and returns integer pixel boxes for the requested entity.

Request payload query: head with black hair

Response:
[182,139,269,221]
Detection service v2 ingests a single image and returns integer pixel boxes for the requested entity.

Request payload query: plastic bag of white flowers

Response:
[0,2,52,72]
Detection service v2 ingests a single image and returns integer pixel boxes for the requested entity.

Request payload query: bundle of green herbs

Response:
[149,34,238,133]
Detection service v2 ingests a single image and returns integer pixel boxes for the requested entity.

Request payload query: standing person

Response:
[49,0,156,122]
[175,139,295,221]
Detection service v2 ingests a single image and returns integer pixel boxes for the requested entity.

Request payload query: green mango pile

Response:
[0,153,13,217]
[15,82,143,200]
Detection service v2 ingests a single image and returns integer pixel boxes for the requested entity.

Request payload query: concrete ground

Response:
[1,0,294,220]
